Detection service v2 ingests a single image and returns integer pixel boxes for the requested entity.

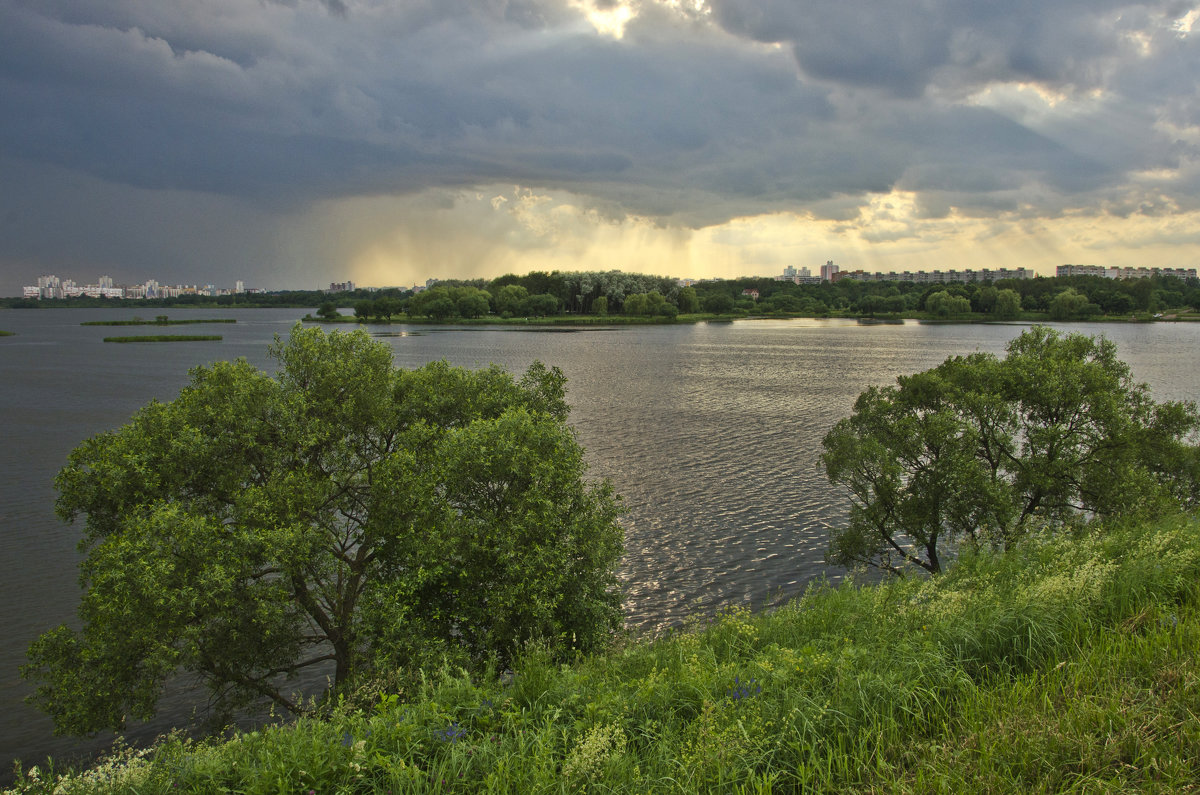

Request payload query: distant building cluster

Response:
[831,267,1034,284]
[1056,265,1197,280]
[775,265,822,285]
[768,261,1036,284]
[23,275,258,300]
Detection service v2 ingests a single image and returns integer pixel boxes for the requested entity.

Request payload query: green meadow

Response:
[10,512,1200,793]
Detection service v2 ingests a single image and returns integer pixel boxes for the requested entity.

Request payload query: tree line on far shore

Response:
[325,269,1200,322]
[7,269,1199,321]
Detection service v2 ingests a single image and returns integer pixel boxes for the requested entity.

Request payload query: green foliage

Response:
[993,287,1021,319]
[623,291,667,316]
[822,326,1200,574]
[315,302,339,320]
[677,286,699,314]
[523,293,559,317]
[453,288,491,319]
[13,514,1200,794]
[702,292,735,314]
[24,326,624,736]
[1048,287,1100,320]
[493,284,528,317]
[925,289,972,317]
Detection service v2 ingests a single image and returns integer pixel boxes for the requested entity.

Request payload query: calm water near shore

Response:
[2,307,1198,773]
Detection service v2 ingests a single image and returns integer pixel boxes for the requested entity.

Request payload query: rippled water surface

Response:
[2,308,1198,771]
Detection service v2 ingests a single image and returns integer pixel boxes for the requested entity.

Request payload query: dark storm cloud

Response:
[0,0,838,216]
[706,0,1179,96]
[1,0,1199,289]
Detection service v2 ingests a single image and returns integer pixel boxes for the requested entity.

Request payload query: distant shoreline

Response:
[300,311,1200,326]
[2,300,1196,326]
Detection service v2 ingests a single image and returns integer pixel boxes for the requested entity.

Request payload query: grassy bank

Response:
[9,514,1200,793]
[102,335,223,343]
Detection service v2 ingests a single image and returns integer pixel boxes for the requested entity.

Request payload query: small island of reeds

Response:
[83,316,235,326]
[102,335,223,343]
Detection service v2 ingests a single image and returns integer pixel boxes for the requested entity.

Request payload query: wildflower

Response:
[435,722,467,743]
[726,675,761,701]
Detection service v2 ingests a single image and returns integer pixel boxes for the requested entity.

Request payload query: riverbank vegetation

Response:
[297,269,1200,326]
[9,512,1200,793]
[101,335,224,343]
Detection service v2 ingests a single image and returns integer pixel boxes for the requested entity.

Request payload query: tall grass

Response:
[10,514,1200,793]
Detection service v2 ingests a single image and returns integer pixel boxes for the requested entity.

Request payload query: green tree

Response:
[822,327,1200,575]
[25,327,624,735]
[423,296,456,319]
[353,300,376,321]
[624,293,649,316]
[592,295,608,316]
[702,293,734,314]
[407,287,456,318]
[372,297,400,321]
[677,286,699,314]
[1048,288,1092,320]
[973,286,998,314]
[525,293,559,317]
[495,284,529,317]
[925,290,972,318]
[993,288,1021,319]
[451,286,492,318]
[857,294,883,316]
[316,302,339,320]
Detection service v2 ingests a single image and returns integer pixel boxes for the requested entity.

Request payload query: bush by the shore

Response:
[9,512,1200,793]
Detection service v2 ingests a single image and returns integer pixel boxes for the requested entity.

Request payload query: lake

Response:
[2,307,1198,772]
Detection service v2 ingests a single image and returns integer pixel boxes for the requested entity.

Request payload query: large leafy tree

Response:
[25,326,624,735]
[822,327,1200,575]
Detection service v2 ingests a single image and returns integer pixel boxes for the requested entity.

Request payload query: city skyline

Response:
[4,2,1200,296]
[21,260,1199,302]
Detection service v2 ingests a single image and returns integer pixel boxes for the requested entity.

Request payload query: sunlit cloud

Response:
[571,0,637,37]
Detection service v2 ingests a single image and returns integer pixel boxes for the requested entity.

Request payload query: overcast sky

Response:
[3,0,1200,294]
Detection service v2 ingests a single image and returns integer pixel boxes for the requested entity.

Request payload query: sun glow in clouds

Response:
[571,0,637,37]
[1174,8,1200,36]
